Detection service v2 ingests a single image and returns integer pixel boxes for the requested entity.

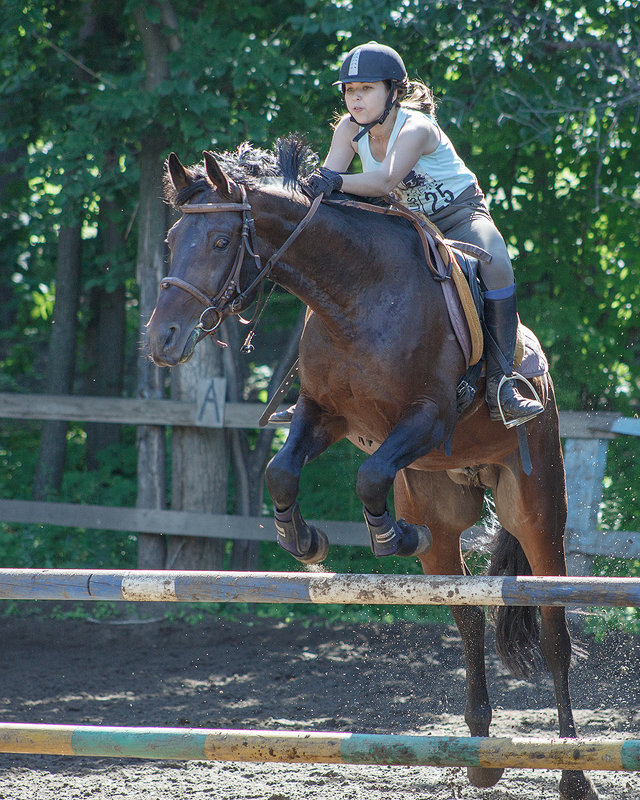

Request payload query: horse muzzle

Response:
[147,317,201,367]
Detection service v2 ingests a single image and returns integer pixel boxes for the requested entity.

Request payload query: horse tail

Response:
[487,526,546,680]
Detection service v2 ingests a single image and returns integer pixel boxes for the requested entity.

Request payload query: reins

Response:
[160,187,323,347]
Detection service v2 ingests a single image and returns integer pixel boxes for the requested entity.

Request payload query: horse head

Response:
[147,151,261,367]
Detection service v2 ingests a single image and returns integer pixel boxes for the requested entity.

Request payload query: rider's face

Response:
[343,81,389,125]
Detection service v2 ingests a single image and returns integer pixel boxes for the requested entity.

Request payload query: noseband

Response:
[160,185,323,339]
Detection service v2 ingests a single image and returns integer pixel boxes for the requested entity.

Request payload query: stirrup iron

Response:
[496,371,543,428]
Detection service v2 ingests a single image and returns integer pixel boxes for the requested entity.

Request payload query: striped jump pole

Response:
[0,723,638,771]
[0,569,639,607]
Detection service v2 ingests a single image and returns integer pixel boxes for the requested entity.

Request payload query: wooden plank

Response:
[558,410,620,439]
[0,499,368,547]
[566,529,640,560]
[0,393,195,426]
[0,393,632,436]
[0,499,636,559]
[222,401,269,429]
[2,570,640,607]
[0,393,262,430]
[611,417,640,438]
[564,437,609,575]
[0,722,638,770]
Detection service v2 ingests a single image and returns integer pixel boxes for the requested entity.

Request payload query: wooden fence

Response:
[0,389,638,573]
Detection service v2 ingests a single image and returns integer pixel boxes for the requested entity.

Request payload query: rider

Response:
[271,41,543,428]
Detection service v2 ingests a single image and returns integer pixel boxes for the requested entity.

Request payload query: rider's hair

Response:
[394,79,437,118]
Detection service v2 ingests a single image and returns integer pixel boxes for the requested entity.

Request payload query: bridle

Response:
[159,185,323,344]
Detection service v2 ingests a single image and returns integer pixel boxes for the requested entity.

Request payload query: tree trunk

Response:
[133,3,183,569]
[166,340,228,570]
[32,220,82,500]
[134,138,169,569]
[84,187,127,468]
[0,146,25,344]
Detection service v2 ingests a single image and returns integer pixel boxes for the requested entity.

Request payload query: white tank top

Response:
[357,107,476,214]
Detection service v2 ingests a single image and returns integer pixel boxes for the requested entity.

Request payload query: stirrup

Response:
[495,371,543,428]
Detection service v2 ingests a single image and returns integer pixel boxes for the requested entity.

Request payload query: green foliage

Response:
[601,436,640,532]
[583,555,640,639]
[0,424,138,568]
[3,0,638,406]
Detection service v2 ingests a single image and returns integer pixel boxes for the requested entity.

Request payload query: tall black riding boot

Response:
[484,292,544,427]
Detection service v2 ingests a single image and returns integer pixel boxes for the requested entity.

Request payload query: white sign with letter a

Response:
[195,377,226,428]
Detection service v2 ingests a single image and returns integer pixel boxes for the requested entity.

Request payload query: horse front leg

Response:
[265,396,344,564]
[355,400,451,558]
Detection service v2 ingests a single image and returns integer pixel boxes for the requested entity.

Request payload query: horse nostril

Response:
[165,324,179,350]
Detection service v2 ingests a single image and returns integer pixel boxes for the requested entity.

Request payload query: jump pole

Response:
[0,723,638,771]
[0,569,639,607]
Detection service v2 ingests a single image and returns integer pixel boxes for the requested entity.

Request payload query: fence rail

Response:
[0,392,626,435]
[1,393,638,567]
[0,722,638,770]
[1,569,640,606]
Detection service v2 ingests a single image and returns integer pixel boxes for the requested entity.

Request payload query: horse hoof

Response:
[467,766,504,788]
[292,527,329,565]
[364,506,432,558]
[559,772,599,800]
[395,520,432,557]
[275,504,329,564]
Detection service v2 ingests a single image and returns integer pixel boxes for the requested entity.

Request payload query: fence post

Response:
[563,437,609,576]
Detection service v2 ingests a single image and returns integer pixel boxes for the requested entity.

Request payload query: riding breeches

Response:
[429,184,514,291]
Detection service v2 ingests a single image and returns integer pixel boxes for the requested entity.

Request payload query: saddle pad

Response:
[517,323,548,378]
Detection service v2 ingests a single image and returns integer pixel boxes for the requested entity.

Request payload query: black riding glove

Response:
[303,167,343,199]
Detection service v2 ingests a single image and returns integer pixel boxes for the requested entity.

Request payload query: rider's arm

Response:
[332,114,440,197]
[322,115,359,172]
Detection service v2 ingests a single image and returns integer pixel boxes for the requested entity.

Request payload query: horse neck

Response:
[252,189,385,336]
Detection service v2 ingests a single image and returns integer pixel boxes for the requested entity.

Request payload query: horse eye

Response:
[214,237,230,250]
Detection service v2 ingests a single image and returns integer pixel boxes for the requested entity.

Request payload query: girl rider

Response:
[272,41,543,428]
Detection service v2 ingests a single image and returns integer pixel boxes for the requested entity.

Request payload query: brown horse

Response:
[147,138,597,800]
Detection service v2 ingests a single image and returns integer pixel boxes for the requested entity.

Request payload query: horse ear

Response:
[203,150,239,201]
[167,152,191,192]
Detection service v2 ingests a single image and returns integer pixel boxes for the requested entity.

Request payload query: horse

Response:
[146,137,597,800]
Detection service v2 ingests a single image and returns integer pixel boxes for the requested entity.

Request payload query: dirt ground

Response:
[0,607,638,800]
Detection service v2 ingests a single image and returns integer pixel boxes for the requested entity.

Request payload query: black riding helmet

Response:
[333,42,408,142]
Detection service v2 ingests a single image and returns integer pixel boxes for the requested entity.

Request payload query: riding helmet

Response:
[333,41,407,86]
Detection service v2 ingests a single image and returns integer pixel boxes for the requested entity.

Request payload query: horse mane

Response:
[164,134,318,207]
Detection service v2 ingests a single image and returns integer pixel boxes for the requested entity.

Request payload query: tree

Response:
[1,0,638,572]
[32,218,83,499]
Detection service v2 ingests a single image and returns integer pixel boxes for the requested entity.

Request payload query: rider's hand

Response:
[302,167,343,199]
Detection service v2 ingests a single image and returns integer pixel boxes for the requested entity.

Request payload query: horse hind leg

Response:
[394,468,504,790]
[491,462,599,800]
[541,607,598,800]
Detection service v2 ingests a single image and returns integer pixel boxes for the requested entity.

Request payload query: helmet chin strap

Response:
[351,84,397,143]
